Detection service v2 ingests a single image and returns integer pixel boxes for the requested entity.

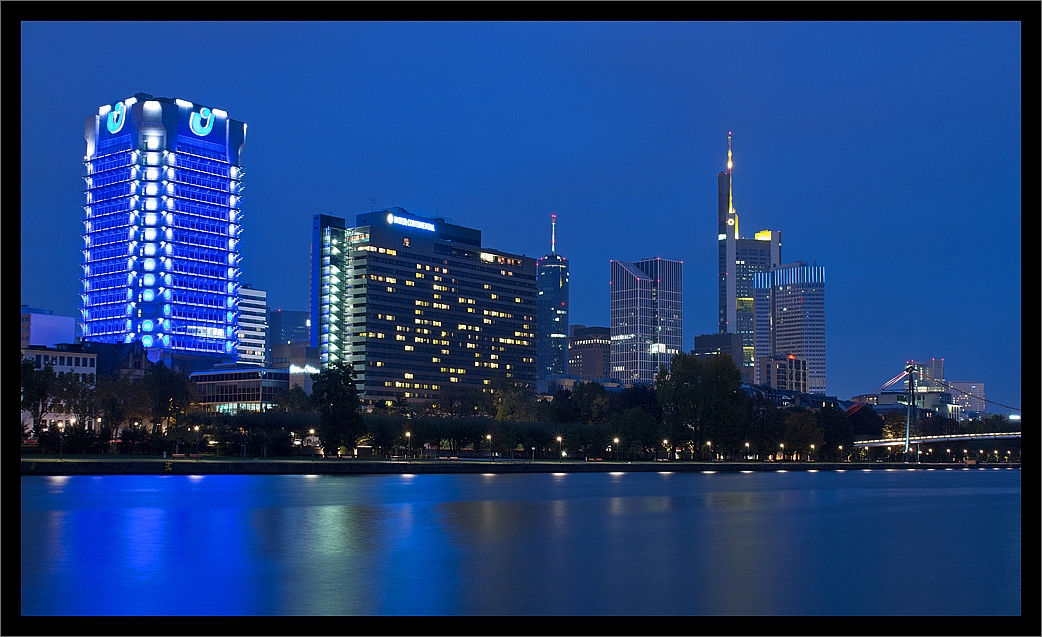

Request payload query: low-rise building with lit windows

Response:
[311,208,537,407]
[21,344,99,434]
[190,366,289,414]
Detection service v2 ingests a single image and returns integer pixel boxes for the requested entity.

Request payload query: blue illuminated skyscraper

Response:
[81,94,246,369]
[536,214,568,379]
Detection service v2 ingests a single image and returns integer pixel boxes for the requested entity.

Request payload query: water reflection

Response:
[21,470,1020,615]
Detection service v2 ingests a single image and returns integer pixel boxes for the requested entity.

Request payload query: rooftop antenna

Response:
[551,213,557,255]
[370,197,377,213]
[727,131,734,219]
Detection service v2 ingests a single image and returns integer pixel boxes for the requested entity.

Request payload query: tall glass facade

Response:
[536,216,568,379]
[81,94,246,365]
[717,134,781,369]
[610,257,683,384]
[753,262,826,393]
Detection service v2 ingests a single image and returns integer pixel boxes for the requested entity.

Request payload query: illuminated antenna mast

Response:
[727,132,738,239]
[550,214,557,255]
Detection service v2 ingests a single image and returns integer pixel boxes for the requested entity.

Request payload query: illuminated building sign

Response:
[106,102,126,134]
[190,107,216,136]
[387,213,435,232]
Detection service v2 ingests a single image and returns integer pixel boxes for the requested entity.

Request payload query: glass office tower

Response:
[753,262,826,393]
[610,257,683,384]
[81,94,246,368]
[717,134,781,370]
[536,214,569,379]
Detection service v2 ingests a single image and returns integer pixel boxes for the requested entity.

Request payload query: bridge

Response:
[853,431,1021,448]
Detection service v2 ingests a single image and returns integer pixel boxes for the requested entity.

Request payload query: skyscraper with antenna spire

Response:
[537,214,569,379]
[717,133,782,381]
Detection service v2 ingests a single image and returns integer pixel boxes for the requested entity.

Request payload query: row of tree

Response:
[22,354,1012,460]
[20,358,194,438]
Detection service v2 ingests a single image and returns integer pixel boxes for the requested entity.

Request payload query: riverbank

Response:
[19,456,1021,476]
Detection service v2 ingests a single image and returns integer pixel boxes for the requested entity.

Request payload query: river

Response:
[21,467,1020,615]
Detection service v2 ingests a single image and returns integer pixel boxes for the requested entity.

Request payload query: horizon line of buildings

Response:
[18,93,1000,422]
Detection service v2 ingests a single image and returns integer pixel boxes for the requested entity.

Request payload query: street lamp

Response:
[58,421,65,460]
[405,431,411,460]
[194,425,200,456]
[487,434,493,462]
[810,444,815,462]
[706,440,712,461]
[838,445,843,462]
[614,437,620,461]
[779,443,784,461]
[557,436,563,462]
[745,442,750,460]
[663,439,670,462]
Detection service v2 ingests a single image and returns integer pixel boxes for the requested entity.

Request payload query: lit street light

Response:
[779,443,784,462]
[745,442,750,460]
[614,437,620,461]
[663,439,670,462]
[487,434,493,462]
[58,421,65,461]
[706,440,712,461]
[557,436,563,462]
[810,444,815,462]
[405,431,411,460]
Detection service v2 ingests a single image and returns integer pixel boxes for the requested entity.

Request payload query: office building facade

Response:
[21,306,76,348]
[237,285,267,366]
[267,309,310,362]
[717,134,781,370]
[908,358,945,390]
[271,342,322,394]
[191,366,290,415]
[536,214,569,379]
[753,262,826,393]
[692,332,748,381]
[758,354,809,393]
[947,381,986,415]
[610,257,683,384]
[81,94,246,369]
[311,208,537,406]
[568,325,611,381]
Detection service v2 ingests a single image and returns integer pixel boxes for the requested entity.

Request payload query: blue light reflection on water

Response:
[21,469,1020,615]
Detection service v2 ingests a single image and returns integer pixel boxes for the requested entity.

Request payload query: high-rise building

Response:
[81,94,246,371]
[21,306,76,348]
[908,358,945,390]
[237,285,267,366]
[311,208,537,406]
[537,214,569,379]
[610,257,683,384]
[947,381,986,415]
[717,134,781,370]
[753,261,826,393]
[568,325,611,381]
[266,309,310,362]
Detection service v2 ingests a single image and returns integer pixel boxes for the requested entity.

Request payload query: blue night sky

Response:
[20,22,1021,410]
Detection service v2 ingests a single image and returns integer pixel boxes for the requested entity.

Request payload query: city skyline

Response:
[19,21,1021,408]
